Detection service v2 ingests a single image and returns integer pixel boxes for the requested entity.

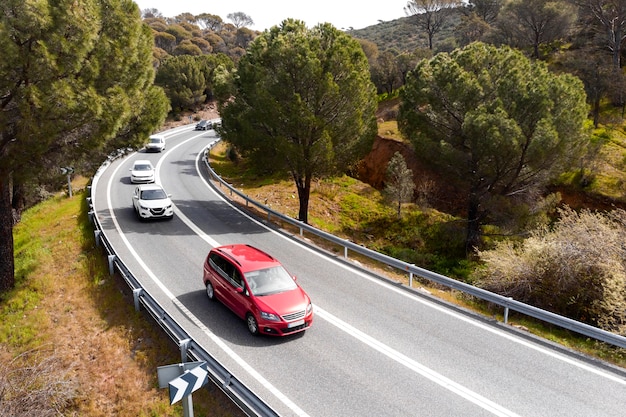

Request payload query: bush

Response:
[473,207,626,334]
[0,349,77,416]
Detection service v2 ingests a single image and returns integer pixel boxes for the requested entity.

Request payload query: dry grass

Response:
[208,143,626,369]
[2,177,244,417]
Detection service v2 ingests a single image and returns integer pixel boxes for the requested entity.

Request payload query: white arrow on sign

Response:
[168,362,209,405]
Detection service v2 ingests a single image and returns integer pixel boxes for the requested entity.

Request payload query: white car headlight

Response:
[260,311,280,321]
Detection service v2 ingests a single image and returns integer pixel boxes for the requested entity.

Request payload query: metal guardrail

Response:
[88,153,280,417]
[202,140,626,350]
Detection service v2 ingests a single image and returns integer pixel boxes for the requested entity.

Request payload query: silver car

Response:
[146,134,165,152]
[129,160,155,184]
[195,120,211,130]
[132,184,173,220]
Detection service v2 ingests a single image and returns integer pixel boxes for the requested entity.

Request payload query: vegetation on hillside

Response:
[474,207,626,334]
[1,185,242,416]
[399,42,588,253]
[0,0,169,293]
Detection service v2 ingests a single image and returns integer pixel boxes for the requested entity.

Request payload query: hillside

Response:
[348,9,463,52]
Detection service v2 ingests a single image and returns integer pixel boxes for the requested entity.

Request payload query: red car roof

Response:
[213,244,281,273]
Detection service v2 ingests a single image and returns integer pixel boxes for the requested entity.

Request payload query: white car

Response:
[146,134,165,152]
[132,184,173,220]
[129,160,155,184]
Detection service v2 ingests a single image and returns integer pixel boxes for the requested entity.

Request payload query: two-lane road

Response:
[93,126,626,416]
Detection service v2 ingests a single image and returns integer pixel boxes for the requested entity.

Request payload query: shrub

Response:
[473,207,626,334]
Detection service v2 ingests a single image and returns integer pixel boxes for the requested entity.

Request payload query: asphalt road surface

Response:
[92,124,626,417]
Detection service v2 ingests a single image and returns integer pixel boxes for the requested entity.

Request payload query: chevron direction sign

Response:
[162,361,209,405]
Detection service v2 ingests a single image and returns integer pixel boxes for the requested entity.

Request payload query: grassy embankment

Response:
[1,178,242,416]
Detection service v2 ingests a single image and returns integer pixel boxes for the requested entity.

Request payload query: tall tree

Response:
[372,50,402,94]
[560,48,613,127]
[141,8,163,19]
[156,55,207,110]
[385,152,416,219]
[575,0,626,69]
[574,0,626,105]
[0,0,168,293]
[398,42,588,255]
[227,12,254,28]
[218,19,377,223]
[455,11,492,46]
[495,0,577,59]
[404,0,462,49]
[464,0,504,24]
[196,13,223,32]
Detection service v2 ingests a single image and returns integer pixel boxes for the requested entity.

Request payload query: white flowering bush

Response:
[474,207,626,334]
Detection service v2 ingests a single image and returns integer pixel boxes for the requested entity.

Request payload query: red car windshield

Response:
[245,266,297,296]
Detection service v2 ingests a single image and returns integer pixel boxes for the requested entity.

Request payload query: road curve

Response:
[92,126,626,417]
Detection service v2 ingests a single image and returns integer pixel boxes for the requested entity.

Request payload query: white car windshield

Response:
[134,164,152,171]
[245,266,297,296]
[140,189,167,200]
[150,138,161,143]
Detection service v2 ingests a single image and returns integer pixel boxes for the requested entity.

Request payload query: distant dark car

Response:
[203,244,314,336]
[195,120,211,130]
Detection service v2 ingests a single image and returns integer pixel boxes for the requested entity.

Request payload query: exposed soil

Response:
[159,103,221,132]
[173,100,626,218]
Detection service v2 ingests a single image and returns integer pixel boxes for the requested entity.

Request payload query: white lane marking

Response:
[194,147,626,387]
[104,135,625,417]
[190,151,524,415]
[106,137,310,417]
[315,306,521,417]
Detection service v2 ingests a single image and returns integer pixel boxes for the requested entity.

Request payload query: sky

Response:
[132,0,412,31]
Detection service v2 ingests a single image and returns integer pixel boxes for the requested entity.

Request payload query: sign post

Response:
[60,166,74,197]
[157,361,209,417]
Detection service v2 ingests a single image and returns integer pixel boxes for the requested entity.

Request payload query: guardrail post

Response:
[344,246,348,259]
[180,338,191,363]
[504,297,513,324]
[88,210,94,224]
[94,230,101,246]
[107,254,116,275]
[178,338,194,417]
[132,288,143,311]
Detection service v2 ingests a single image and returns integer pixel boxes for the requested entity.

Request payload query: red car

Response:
[203,244,314,336]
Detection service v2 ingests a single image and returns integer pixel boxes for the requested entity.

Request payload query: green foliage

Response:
[378,90,400,102]
[156,55,207,110]
[384,152,416,218]
[0,0,169,291]
[172,39,203,56]
[219,19,378,222]
[474,208,626,333]
[156,53,234,111]
[165,23,192,43]
[398,42,588,251]
[494,0,577,59]
[0,0,168,178]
